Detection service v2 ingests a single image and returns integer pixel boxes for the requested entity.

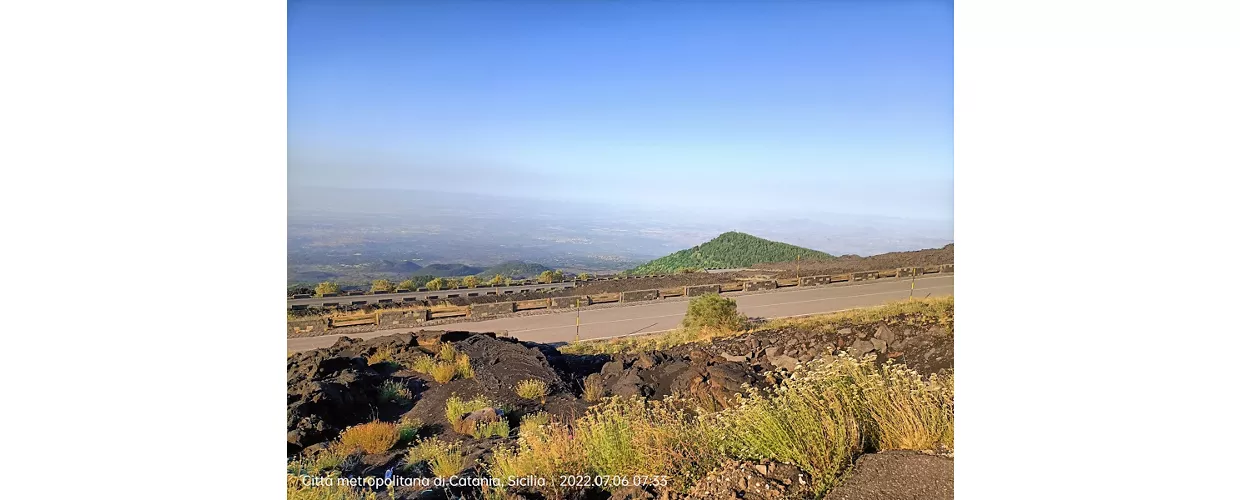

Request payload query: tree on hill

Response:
[628,231,833,275]
[480,261,553,280]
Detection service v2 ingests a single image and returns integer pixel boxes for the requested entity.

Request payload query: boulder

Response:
[769,354,799,372]
[462,407,504,427]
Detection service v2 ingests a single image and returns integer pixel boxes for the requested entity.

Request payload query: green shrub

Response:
[514,379,549,401]
[314,282,341,297]
[438,343,458,363]
[366,348,398,368]
[487,274,507,286]
[410,354,436,374]
[396,417,422,444]
[397,279,416,291]
[370,279,394,293]
[537,270,565,283]
[425,278,445,291]
[378,380,412,405]
[472,419,511,439]
[462,276,479,288]
[682,294,745,332]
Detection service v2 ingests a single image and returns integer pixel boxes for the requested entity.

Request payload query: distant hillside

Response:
[628,231,834,274]
[419,263,485,277]
[361,260,423,273]
[479,260,553,279]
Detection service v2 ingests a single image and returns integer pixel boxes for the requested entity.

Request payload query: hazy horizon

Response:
[289,1,954,222]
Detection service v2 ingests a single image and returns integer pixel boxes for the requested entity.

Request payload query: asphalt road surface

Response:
[289,282,577,307]
[286,274,953,352]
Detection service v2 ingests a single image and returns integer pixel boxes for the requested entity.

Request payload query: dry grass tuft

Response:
[337,421,400,455]
[455,353,475,379]
[366,348,399,368]
[431,361,457,383]
[486,354,954,496]
[410,354,436,374]
[514,379,549,401]
[583,373,606,402]
[438,342,458,363]
[408,437,468,478]
[286,474,377,500]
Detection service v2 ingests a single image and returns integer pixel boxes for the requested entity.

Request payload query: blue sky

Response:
[289,1,953,221]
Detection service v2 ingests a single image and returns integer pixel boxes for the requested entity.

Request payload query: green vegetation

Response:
[537,269,565,283]
[521,412,551,428]
[472,420,511,439]
[582,373,606,402]
[628,231,833,275]
[366,348,399,368]
[407,437,468,477]
[419,263,485,277]
[487,274,507,286]
[488,355,953,496]
[681,294,746,332]
[425,277,445,291]
[314,281,341,297]
[480,260,553,280]
[410,354,436,374]
[576,272,590,280]
[286,475,376,500]
[378,380,413,405]
[413,343,474,383]
[461,275,479,288]
[514,379,549,401]
[396,417,423,444]
[562,296,953,356]
[369,279,394,293]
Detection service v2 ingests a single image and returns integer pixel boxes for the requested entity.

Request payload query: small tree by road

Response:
[370,279,395,293]
[682,293,745,332]
[315,282,341,297]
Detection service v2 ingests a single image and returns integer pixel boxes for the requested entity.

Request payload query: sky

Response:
[289,1,954,221]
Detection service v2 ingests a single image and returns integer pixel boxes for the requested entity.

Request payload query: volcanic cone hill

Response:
[628,231,834,275]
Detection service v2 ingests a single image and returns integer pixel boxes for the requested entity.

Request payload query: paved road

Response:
[289,282,577,307]
[287,274,953,352]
